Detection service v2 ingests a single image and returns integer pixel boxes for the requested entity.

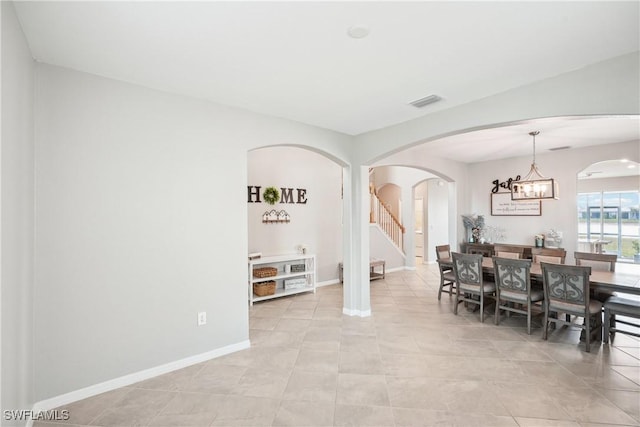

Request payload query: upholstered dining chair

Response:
[574,251,618,301]
[574,251,617,272]
[540,263,601,352]
[435,244,456,300]
[532,248,566,264]
[452,252,496,323]
[493,257,543,335]
[493,245,525,259]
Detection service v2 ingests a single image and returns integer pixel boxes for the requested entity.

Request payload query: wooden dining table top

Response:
[437,257,640,296]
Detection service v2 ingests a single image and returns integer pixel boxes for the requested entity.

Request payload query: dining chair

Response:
[574,251,617,272]
[574,250,618,317]
[493,257,543,335]
[435,244,456,300]
[603,296,640,343]
[493,245,525,259]
[532,247,566,264]
[452,252,496,322]
[540,263,601,352]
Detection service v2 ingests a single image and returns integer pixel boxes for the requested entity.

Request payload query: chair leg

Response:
[610,313,616,331]
[438,279,443,301]
[453,291,459,315]
[480,293,484,323]
[585,313,591,353]
[526,302,532,335]
[603,307,610,343]
[542,307,549,340]
[494,299,500,325]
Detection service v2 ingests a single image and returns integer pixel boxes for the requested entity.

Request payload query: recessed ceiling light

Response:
[621,159,629,163]
[347,25,370,39]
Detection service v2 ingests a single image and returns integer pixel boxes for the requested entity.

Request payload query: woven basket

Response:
[253,267,278,278]
[253,281,276,296]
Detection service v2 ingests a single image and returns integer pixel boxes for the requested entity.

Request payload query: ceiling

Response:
[395,116,640,164]
[12,1,640,161]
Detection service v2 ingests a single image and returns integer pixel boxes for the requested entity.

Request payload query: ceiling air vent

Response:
[549,146,571,151]
[409,95,442,109]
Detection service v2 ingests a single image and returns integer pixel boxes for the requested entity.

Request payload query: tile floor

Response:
[36,263,639,426]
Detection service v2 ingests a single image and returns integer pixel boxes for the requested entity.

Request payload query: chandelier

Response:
[511,131,559,201]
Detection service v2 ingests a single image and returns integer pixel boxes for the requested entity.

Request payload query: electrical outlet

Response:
[197,312,207,326]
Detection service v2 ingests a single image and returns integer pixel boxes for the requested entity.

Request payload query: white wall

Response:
[1,2,35,422]
[369,225,405,270]
[578,174,640,193]
[33,64,351,402]
[467,140,640,263]
[377,184,401,219]
[248,146,343,282]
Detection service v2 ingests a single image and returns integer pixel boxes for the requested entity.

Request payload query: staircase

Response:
[370,185,405,252]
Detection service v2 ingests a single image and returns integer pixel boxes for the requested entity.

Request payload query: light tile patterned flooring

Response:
[37,263,639,426]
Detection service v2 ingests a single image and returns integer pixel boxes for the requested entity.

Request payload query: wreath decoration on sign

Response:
[263,186,280,205]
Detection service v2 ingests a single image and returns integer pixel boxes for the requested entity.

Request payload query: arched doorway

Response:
[247,145,346,289]
[577,159,640,263]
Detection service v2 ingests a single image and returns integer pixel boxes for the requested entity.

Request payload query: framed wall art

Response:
[491,192,541,216]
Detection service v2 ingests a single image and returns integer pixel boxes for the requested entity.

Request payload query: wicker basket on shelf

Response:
[253,281,276,296]
[253,267,278,278]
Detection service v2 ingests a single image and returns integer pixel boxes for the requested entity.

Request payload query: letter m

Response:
[280,188,294,204]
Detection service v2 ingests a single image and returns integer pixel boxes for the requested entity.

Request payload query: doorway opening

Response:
[577,160,640,263]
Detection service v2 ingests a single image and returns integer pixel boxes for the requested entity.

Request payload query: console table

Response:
[459,242,536,259]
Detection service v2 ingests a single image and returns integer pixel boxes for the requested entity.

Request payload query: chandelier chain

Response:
[529,130,540,165]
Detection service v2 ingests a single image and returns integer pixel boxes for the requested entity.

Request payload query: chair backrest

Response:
[541,262,591,314]
[495,251,521,259]
[452,252,484,287]
[435,244,451,261]
[574,251,617,272]
[532,247,566,264]
[493,245,525,259]
[492,257,532,297]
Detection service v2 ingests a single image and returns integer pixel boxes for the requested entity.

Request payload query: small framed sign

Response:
[491,192,541,216]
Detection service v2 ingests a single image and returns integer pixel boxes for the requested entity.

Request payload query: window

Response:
[578,191,640,261]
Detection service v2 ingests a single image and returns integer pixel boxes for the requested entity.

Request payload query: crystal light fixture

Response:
[511,131,559,201]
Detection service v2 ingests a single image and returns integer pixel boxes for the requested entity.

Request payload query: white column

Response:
[342,165,371,317]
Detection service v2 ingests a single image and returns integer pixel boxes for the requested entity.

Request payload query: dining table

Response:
[437,256,640,296]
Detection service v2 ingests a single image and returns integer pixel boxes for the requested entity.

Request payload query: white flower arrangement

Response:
[483,225,506,243]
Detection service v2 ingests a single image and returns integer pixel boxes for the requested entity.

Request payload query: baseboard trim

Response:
[317,279,341,287]
[29,339,251,423]
[342,307,372,317]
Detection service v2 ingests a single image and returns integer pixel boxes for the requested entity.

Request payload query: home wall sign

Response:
[247,186,307,204]
[491,192,541,216]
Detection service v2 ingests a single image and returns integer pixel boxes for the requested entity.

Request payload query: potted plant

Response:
[632,240,640,264]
